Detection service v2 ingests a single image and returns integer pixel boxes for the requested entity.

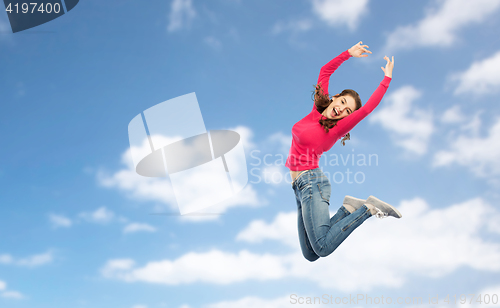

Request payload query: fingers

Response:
[383,56,395,66]
[356,41,368,48]
[383,56,395,63]
[359,44,371,55]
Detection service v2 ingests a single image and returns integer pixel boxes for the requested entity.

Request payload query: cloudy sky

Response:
[1,0,500,307]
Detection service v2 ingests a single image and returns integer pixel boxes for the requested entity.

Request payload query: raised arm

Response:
[314,41,372,111]
[334,56,395,138]
[316,50,351,98]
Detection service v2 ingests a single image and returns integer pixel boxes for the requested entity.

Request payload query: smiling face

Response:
[321,94,357,120]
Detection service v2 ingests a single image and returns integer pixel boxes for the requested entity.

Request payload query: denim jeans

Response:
[292,167,372,261]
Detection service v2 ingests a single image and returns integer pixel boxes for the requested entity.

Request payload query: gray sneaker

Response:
[366,196,402,219]
[343,195,366,210]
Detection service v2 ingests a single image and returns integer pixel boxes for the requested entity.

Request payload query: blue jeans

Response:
[292,168,372,261]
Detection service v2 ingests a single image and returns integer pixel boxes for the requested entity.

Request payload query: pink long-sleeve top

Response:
[285,50,392,171]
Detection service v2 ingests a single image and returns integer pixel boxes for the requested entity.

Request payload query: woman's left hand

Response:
[348,41,372,58]
[381,55,394,78]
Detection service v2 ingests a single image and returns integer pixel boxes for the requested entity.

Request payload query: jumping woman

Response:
[285,41,401,262]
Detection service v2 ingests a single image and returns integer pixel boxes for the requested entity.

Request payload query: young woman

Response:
[285,41,401,262]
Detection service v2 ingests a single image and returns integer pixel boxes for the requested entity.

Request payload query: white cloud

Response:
[101,259,135,277]
[265,131,292,156]
[98,164,177,209]
[0,254,13,264]
[239,197,500,291]
[440,105,483,140]
[369,86,434,155]
[272,0,368,38]
[310,0,369,31]
[433,116,500,177]
[0,251,53,268]
[451,51,500,95]
[1,291,24,299]
[384,0,500,52]
[98,164,262,221]
[17,251,53,268]
[488,214,500,235]
[98,125,264,220]
[48,214,72,228]
[232,125,256,152]
[177,185,263,222]
[461,111,483,136]
[205,295,315,308]
[123,223,157,234]
[79,207,115,224]
[101,249,290,285]
[102,197,500,292]
[236,212,297,247]
[131,305,148,308]
[0,280,5,290]
[167,0,196,32]
[441,105,464,124]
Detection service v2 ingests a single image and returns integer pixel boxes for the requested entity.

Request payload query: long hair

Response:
[313,84,362,145]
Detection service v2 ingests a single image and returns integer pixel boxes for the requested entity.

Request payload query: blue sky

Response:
[1,0,500,307]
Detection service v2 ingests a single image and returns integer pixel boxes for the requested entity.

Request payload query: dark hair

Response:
[313,84,362,145]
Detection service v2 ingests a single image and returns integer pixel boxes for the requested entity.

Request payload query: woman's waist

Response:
[290,167,322,183]
[290,170,307,182]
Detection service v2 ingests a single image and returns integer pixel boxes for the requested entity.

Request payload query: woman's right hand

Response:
[381,56,394,78]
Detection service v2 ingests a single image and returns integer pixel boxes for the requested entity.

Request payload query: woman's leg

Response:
[298,168,372,258]
[295,193,320,262]
[293,170,324,261]
[330,205,352,225]
[296,196,352,261]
